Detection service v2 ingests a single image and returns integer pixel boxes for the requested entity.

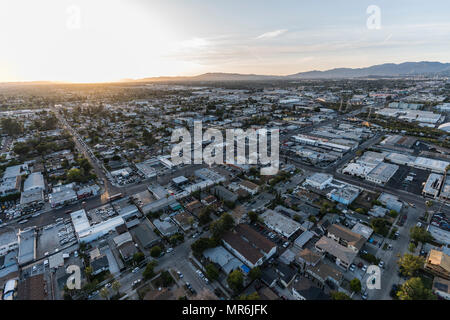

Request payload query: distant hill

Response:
[135,61,450,82]
[287,61,450,79]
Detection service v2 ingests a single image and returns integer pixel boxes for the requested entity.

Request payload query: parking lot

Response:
[37,218,76,258]
[386,165,429,195]
[248,222,289,248]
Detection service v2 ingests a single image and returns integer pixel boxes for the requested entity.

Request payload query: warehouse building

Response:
[423,173,444,198]
[304,173,333,190]
[365,162,399,185]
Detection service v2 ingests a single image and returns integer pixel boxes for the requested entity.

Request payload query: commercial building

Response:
[23,172,45,192]
[194,168,226,184]
[365,162,399,185]
[304,173,333,190]
[424,250,450,280]
[378,193,403,213]
[260,209,302,239]
[328,185,360,206]
[17,227,36,266]
[423,173,443,198]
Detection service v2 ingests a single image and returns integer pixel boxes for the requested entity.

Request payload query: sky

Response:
[1,0,450,83]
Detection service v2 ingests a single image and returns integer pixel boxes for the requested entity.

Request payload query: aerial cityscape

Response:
[0,0,449,307]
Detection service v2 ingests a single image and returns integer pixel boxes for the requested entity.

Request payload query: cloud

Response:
[255,29,288,40]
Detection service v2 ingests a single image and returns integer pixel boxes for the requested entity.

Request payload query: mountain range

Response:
[136,61,450,82]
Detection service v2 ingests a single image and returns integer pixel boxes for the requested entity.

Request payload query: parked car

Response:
[349,263,356,272]
[362,265,367,272]
[132,267,140,273]
[378,260,385,268]
[361,292,368,300]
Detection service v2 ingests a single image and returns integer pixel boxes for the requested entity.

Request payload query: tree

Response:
[84,266,93,280]
[249,267,262,281]
[150,246,162,258]
[331,291,351,300]
[100,287,109,300]
[211,213,235,240]
[248,211,258,223]
[191,237,216,256]
[143,261,158,280]
[133,252,145,265]
[410,226,433,244]
[239,292,260,300]
[350,278,361,293]
[67,168,83,183]
[397,253,424,277]
[205,264,220,281]
[227,269,244,293]
[408,242,416,253]
[112,280,121,294]
[397,277,436,300]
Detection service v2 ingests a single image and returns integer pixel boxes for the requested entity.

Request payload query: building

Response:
[424,249,450,280]
[212,185,238,203]
[195,168,226,184]
[423,173,443,198]
[17,227,36,266]
[48,188,77,208]
[130,221,160,249]
[365,162,399,185]
[432,277,450,300]
[239,180,259,195]
[23,172,45,192]
[306,260,344,288]
[328,185,360,206]
[351,223,373,240]
[90,249,110,276]
[296,248,322,269]
[294,231,315,249]
[292,277,330,300]
[304,173,332,190]
[327,224,366,252]
[315,236,357,270]
[222,224,276,269]
[152,218,178,237]
[378,193,403,213]
[260,209,302,239]
[203,246,244,274]
[113,232,137,262]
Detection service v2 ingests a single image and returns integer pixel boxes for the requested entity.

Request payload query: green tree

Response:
[150,246,162,258]
[133,252,145,265]
[410,226,433,244]
[249,267,262,281]
[408,242,416,253]
[350,278,361,293]
[331,291,351,300]
[248,211,258,223]
[227,269,244,293]
[397,277,436,300]
[111,280,121,294]
[100,287,109,300]
[205,264,220,281]
[143,261,158,280]
[67,168,83,183]
[397,253,424,277]
[191,237,216,256]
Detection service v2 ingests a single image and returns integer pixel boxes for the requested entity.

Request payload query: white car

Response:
[166,248,174,254]
[132,267,140,273]
[361,265,367,272]
[378,261,385,268]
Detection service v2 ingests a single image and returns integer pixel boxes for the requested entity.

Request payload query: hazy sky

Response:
[1,0,450,82]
